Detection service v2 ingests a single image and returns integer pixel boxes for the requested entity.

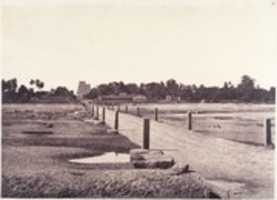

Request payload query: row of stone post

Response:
[87,102,273,148]
[89,103,106,123]
[264,118,273,146]
[111,108,150,149]
[91,102,192,132]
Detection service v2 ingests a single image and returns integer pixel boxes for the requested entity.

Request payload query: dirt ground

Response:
[125,103,275,145]
[103,105,275,199]
[1,104,218,198]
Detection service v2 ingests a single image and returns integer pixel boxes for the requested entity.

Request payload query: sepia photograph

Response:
[1,0,276,199]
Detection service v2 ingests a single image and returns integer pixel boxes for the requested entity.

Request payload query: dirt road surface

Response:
[104,108,274,198]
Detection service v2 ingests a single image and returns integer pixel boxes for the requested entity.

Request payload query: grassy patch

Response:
[2,170,214,198]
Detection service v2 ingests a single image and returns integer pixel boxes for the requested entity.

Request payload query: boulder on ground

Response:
[107,129,118,134]
[130,149,163,161]
[130,149,174,169]
[132,156,175,169]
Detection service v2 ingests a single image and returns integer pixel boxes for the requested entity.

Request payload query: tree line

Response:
[2,75,275,103]
[85,75,275,103]
[2,79,76,103]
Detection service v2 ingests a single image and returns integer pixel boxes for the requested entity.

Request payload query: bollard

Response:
[91,104,95,117]
[188,111,192,130]
[125,105,128,113]
[137,107,141,117]
[264,118,272,146]
[87,105,90,112]
[118,105,121,112]
[111,103,114,110]
[102,107,106,123]
[114,110,119,131]
[143,118,150,149]
[154,108,158,121]
[95,105,99,120]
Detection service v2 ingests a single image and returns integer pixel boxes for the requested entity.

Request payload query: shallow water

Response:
[69,152,130,164]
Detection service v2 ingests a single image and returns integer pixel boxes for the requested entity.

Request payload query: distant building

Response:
[165,95,181,102]
[97,95,133,104]
[77,81,91,99]
[132,95,147,102]
[97,94,147,104]
[165,95,173,102]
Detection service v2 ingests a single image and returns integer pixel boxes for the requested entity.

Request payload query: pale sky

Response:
[2,0,277,92]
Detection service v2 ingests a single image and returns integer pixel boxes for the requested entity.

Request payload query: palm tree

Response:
[29,79,35,86]
[29,79,44,90]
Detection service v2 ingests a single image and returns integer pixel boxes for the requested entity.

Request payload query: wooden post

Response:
[143,118,150,149]
[95,105,99,120]
[137,107,141,117]
[117,105,121,112]
[125,105,128,113]
[114,110,119,131]
[111,103,114,110]
[91,104,95,117]
[154,108,158,121]
[264,118,272,146]
[102,107,106,123]
[87,102,91,112]
[188,111,192,130]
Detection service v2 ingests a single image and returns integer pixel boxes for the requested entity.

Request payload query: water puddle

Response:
[69,152,130,164]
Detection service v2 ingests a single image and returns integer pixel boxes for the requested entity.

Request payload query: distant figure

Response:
[77,81,91,99]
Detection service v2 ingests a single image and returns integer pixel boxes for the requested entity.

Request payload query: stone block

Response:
[130,148,174,169]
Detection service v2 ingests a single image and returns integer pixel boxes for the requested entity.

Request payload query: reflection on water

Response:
[69,152,130,164]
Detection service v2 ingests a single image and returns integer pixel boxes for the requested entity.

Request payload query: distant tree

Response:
[37,82,44,90]
[3,75,269,104]
[2,79,8,93]
[35,79,44,90]
[139,83,146,95]
[238,75,255,91]
[30,79,35,86]
[118,81,127,94]
[179,84,193,101]
[269,87,276,103]
[29,79,44,90]
[85,88,99,99]
[97,84,113,96]
[166,79,179,97]
[144,82,167,100]
[125,83,139,94]
[18,85,31,102]
[217,81,236,101]
[193,84,221,102]
[109,82,120,95]
[28,88,35,97]
[54,86,71,96]
[237,75,256,102]
[252,88,269,102]
[7,78,18,92]
[2,78,18,102]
